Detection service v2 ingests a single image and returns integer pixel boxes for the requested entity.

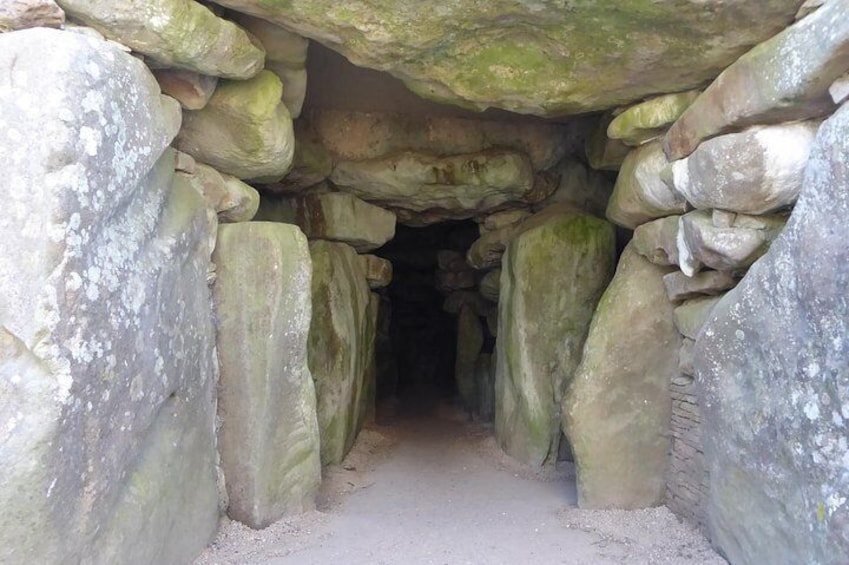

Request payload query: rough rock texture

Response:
[564,246,679,508]
[666,374,709,533]
[586,112,632,171]
[678,210,787,276]
[175,70,295,182]
[607,141,687,229]
[302,109,573,171]
[531,159,614,219]
[455,305,484,416]
[152,68,218,110]
[831,72,849,104]
[695,101,849,565]
[359,255,393,289]
[0,0,64,31]
[330,149,535,224]
[607,90,700,146]
[479,269,501,302]
[212,223,321,529]
[308,241,372,466]
[57,0,264,79]
[0,29,218,563]
[670,122,820,214]
[292,192,396,252]
[673,296,724,341]
[176,162,260,223]
[663,271,737,302]
[632,215,681,267]
[495,210,615,466]
[664,1,849,159]
[210,0,799,116]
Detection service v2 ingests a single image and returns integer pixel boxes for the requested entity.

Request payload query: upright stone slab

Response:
[0,29,217,564]
[695,102,849,565]
[455,304,484,416]
[308,241,371,466]
[563,245,679,508]
[495,210,615,466]
[212,223,321,529]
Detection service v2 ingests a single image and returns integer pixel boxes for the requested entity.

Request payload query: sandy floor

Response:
[195,405,726,565]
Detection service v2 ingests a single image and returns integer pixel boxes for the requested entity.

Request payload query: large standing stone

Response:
[209,0,799,116]
[694,102,849,565]
[455,304,484,415]
[0,29,217,563]
[669,122,820,214]
[292,192,396,252]
[330,149,535,223]
[563,245,678,508]
[607,90,700,146]
[57,0,264,79]
[212,223,321,529]
[495,210,615,466]
[308,241,372,466]
[174,70,295,182]
[606,141,687,229]
[664,1,849,159]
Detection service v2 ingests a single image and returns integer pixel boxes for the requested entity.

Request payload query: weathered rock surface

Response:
[213,223,321,529]
[292,192,396,252]
[632,215,681,267]
[359,255,393,289]
[266,62,307,119]
[57,0,264,79]
[330,149,535,224]
[0,0,63,31]
[830,72,849,104]
[564,245,678,508]
[673,296,724,340]
[586,112,632,171]
[663,270,737,302]
[479,269,501,302]
[152,68,218,110]
[495,210,615,466]
[664,1,849,159]
[531,159,614,219]
[455,305,484,416]
[175,70,295,182]
[678,338,695,377]
[303,109,572,171]
[670,122,820,214]
[607,141,687,229]
[308,241,372,466]
[608,90,700,146]
[209,0,799,116]
[0,29,217,563]
[678,210,787,276]
[177,162,260,223]
[695,102,849,565]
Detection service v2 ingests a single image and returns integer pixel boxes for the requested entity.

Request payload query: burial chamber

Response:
[1,1,848,564]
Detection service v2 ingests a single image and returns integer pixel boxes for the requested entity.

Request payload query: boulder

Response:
[479,269,501,302]
[308,241,372,466]
[531,159,614,218]
[292,192,396,252]
[210,0,800,116]
[632,215,680,267]
[359,255,393,289]
[301,109,573,171]
[495,210,615,466]
[266,61,307,119]
[264,131,333,194]
[607,141,688,229]
[455,305,484,416]
[152,68,218,110]
[212,223,321,528]
[442,291,490,317]
[232,12,308,67]
[478,209,532,233]
[174,70,295,182]
[0,0,63,31]
[0,29,217,563]
[673,295,724,340]
[664,1,849,160]
[663,270,737,302]
[176,162,260,223]
[563,245,678,508]
[695,102,849,564]
[468,224,520,269]
[678,210,787,276]
[607,90,700,146]
[57,0,264,79]
[586,112,631,171]
[669,122,820,214]
[330,149,535,224]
